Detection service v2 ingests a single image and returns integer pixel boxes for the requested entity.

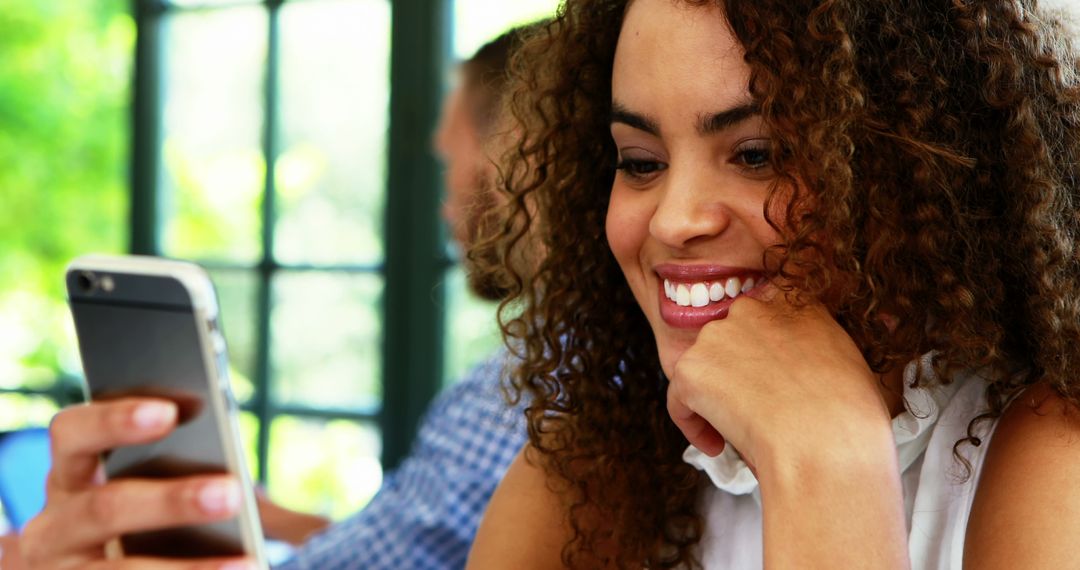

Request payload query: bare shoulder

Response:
[964,382,1080,568]
[467,444,570,570]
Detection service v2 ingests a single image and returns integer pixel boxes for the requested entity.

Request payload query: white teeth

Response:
[663,275,758,307]
[725,277,741,299]
[709,282,725,302]
[676,284,691,307]
[690,283,709,307]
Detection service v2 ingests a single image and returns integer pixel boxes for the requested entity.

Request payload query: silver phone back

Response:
[66,255,265,565]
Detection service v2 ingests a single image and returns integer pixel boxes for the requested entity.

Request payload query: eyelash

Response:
[732,142,772,172]
[614,143,773,183]
[615,158,666,181]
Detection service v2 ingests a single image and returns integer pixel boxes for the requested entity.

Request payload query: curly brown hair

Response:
[471,0,1080,567]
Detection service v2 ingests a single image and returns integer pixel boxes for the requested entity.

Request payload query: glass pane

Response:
[0,394,61,431]
[274,0,390,266]
[271,272,382,410]
[1,293,85,394]
[237,411,260,479]
[161,6,267,262]
[441,266,501,386]
[267,415,381,518]
[208,269,258,403]
[0,0,130,394]
[167,0,262,7]
[453,0,560,59]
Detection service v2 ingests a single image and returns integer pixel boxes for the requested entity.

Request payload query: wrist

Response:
[756,419,900,497]
[757,410,896,472]
[756,425,909,568]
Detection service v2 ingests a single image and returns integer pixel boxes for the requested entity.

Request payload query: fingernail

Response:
[198,479,241,515]
[132,402,176,429]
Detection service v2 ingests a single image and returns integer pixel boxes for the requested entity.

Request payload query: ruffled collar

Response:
[683,353,965,496]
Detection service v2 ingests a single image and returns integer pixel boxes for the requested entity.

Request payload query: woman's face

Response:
[606,0,780,377]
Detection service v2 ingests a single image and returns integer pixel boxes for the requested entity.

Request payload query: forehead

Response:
[612,0,750,120]
[440,85,478,133]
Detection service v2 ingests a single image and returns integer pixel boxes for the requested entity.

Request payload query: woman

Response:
[467,0,1080,567]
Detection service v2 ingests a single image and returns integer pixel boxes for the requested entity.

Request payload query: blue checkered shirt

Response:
[274,351,527,569]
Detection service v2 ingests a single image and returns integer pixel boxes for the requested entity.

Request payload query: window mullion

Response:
[251,0,283,484]
[130,0,166,256]
[380,0,451,470]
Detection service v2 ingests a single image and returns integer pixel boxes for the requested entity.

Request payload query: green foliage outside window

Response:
[0,0,132,422]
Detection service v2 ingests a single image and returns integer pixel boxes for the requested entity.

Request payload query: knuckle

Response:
[106,401,135,434]
[19,517,49,565]
[44,466,66,497]
[87,484,124,526]
[50,401,125,455]
[727,296,755,317]
[666,378,683,403]
[669,369,695,405]
[47,406,78,454]
[670,356,689,382]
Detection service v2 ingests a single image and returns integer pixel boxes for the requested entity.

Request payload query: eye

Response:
[737,148,769,168]
[732,141,772,171]
[615,158,667,182]
[729,138,776,179]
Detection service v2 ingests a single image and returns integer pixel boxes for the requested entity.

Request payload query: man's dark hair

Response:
[460,22,542,135]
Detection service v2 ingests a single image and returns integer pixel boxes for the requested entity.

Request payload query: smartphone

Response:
[65,254,266,566]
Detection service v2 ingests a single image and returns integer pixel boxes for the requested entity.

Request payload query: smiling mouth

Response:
[655,270,766,328]
[663,275,758,307]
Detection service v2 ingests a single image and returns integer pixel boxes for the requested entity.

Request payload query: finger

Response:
[740,275,784,304]
[667,394,725,456]
[724,282,782,325]
[731,279,830,323]
[48,399,178,492]
[83,557,258,570]
[26,475,241,557]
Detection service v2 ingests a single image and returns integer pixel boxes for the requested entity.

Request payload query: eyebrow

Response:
[697,102,760,135]
[610,102,660,135]
[610,100,760,137]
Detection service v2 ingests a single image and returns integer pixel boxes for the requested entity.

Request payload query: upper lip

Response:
[654,263,762,281]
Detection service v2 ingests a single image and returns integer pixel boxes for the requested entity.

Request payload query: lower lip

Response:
[658,286,740,328]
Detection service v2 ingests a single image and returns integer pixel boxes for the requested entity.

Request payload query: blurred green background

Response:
[0,0,557,524]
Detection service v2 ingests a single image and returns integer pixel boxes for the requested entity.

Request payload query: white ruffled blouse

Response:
[683,354,996,569]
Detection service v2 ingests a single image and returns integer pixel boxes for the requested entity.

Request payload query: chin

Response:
[655,336,693,380]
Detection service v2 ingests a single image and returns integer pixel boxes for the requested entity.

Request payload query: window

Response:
[0,0,131,528]
[132,0,559,516]
[442,0,560,385]
[0,0,559,524]
[0,3,130,425]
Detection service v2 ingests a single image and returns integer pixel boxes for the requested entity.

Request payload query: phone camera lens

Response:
[77,271,99,294]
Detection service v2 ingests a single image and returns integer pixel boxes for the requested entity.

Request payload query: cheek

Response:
[605,187,651,271]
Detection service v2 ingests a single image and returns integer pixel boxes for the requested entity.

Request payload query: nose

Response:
[648,168,732,249]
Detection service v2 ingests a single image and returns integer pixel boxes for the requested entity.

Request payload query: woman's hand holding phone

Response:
[20,398,256,570]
